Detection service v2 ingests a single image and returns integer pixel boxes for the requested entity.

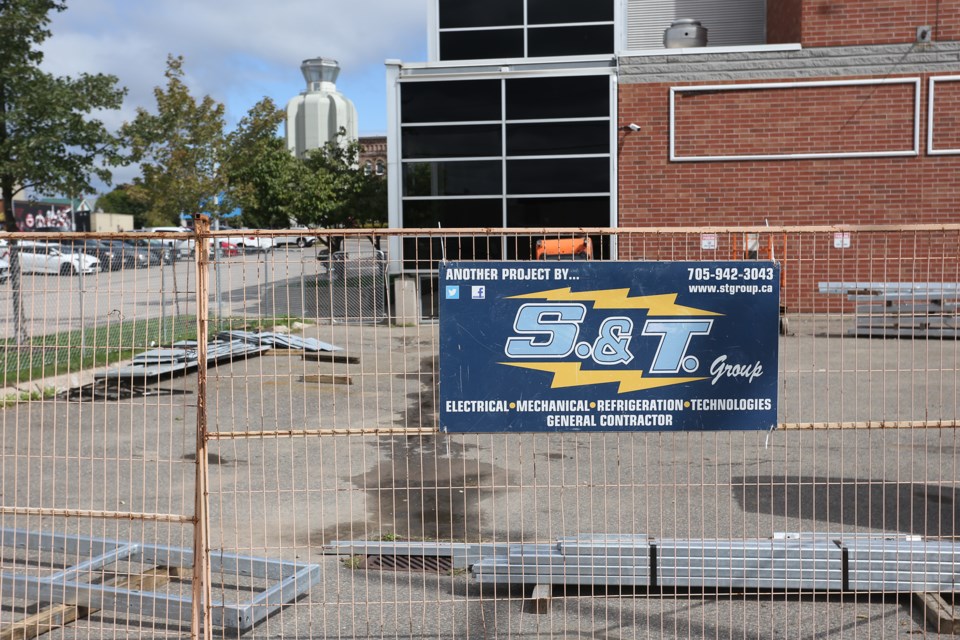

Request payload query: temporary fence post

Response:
[160,257,167,344]
[191,215,212,640]
[78,256,86,359]
[263,243,271,317]
[213,217,223,324]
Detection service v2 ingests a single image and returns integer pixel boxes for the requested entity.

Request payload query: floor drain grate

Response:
[363,554,454,573]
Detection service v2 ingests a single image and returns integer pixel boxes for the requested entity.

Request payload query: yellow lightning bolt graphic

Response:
[502,362,705,393]
[509,288,721,316]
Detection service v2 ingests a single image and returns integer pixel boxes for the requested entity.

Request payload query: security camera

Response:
[627,123,641,131]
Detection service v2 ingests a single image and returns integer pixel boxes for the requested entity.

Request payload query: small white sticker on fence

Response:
[701,233,718,250]
[834,232,851,249]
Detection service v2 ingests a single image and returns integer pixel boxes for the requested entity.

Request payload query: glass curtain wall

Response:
[399,73,613,270]
[437,0,615,61]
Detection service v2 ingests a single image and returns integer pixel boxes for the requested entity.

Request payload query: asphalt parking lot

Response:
[0,245,328,340]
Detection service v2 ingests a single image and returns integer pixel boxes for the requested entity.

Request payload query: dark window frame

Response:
[398,73,615,264]
[436,0,615,61]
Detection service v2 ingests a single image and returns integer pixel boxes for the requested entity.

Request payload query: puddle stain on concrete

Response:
[317,355,513,543]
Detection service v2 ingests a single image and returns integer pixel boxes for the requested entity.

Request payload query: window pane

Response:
[506,76,610,120]
[402,124,502,159]
[528,25,614,57]
[401,199,505,270]
[402,199,504,229]
[507,158,610,194]
[401,80,501,124]
[506,196,610,260]
[440,29,524,61]
[403,161,502,197]
[507,196,610,227]
[403,236,504,271]
[527,0,614,24]
[507,121,609,156]
[439,0,523,28]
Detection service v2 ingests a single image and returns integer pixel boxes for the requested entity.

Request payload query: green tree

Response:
[0,0,127,343]
[121,55,228,225]
[299,133,387,231]
[96,180,158,228]
[224,116,386,246]
[223,97,299,229]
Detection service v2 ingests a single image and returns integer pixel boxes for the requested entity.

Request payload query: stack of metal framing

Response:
[469,533,960,593]
[0,528,321,633]
[474,535,651,586]
[95,339,271,380]
[216,330,343,352]
[817,282,960,338]
[96,330,345,382]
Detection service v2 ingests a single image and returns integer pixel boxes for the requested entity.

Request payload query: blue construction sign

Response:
[439,261,780,432]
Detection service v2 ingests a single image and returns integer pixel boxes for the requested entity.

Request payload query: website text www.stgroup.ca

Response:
[688,283,774,295]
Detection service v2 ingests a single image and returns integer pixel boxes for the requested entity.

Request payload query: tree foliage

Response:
[224,108,387,232]
[96,180,160,228]
[298,133,387,229]
[0,0,126,345]
[223,97,299,229]
[0,0,127,232]
[121,55,228,225]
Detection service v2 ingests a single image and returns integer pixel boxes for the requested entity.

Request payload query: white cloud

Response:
[39,0,427,192]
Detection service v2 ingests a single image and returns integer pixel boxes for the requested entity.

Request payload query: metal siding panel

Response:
[655,538,844,589]
[626,0,766,50]
[843,539,960,592]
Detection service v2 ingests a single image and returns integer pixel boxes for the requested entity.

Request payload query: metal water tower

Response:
[285,58,358,157]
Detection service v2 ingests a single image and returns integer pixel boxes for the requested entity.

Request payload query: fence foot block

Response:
[526,584,552,614]
[913,592,959,634]
[302,352,360,364]
[302,374,353,385]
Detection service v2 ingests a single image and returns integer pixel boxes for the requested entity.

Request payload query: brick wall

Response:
[798,0,960,47]
[767,0,803,44]
[618,75,960,310]
[673,83,915,157]
[932,79,960,150]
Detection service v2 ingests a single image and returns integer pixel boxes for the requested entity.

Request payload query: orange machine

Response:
[535,237,594,260]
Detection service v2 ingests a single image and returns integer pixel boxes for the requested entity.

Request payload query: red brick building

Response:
[618,2,959,230]
[387,0,959,314]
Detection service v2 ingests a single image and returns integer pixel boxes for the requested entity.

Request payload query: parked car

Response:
[17,242,99,275]
[100,240,151,269]
[124,239,172,265]
[220,229,275,253]
[210,240,240,258]
[271,227,316,249]
[143,226,195,257]
[59,239,127,271]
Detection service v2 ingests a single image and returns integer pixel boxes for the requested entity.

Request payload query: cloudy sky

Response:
[39,0,428,193]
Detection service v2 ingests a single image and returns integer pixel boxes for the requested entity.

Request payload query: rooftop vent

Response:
[664,19,708,48]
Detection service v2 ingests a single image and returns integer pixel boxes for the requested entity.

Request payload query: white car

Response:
[271,227,316,249]
[18,242,99,275]
[218,229,275,252]
[144,226,195,258]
